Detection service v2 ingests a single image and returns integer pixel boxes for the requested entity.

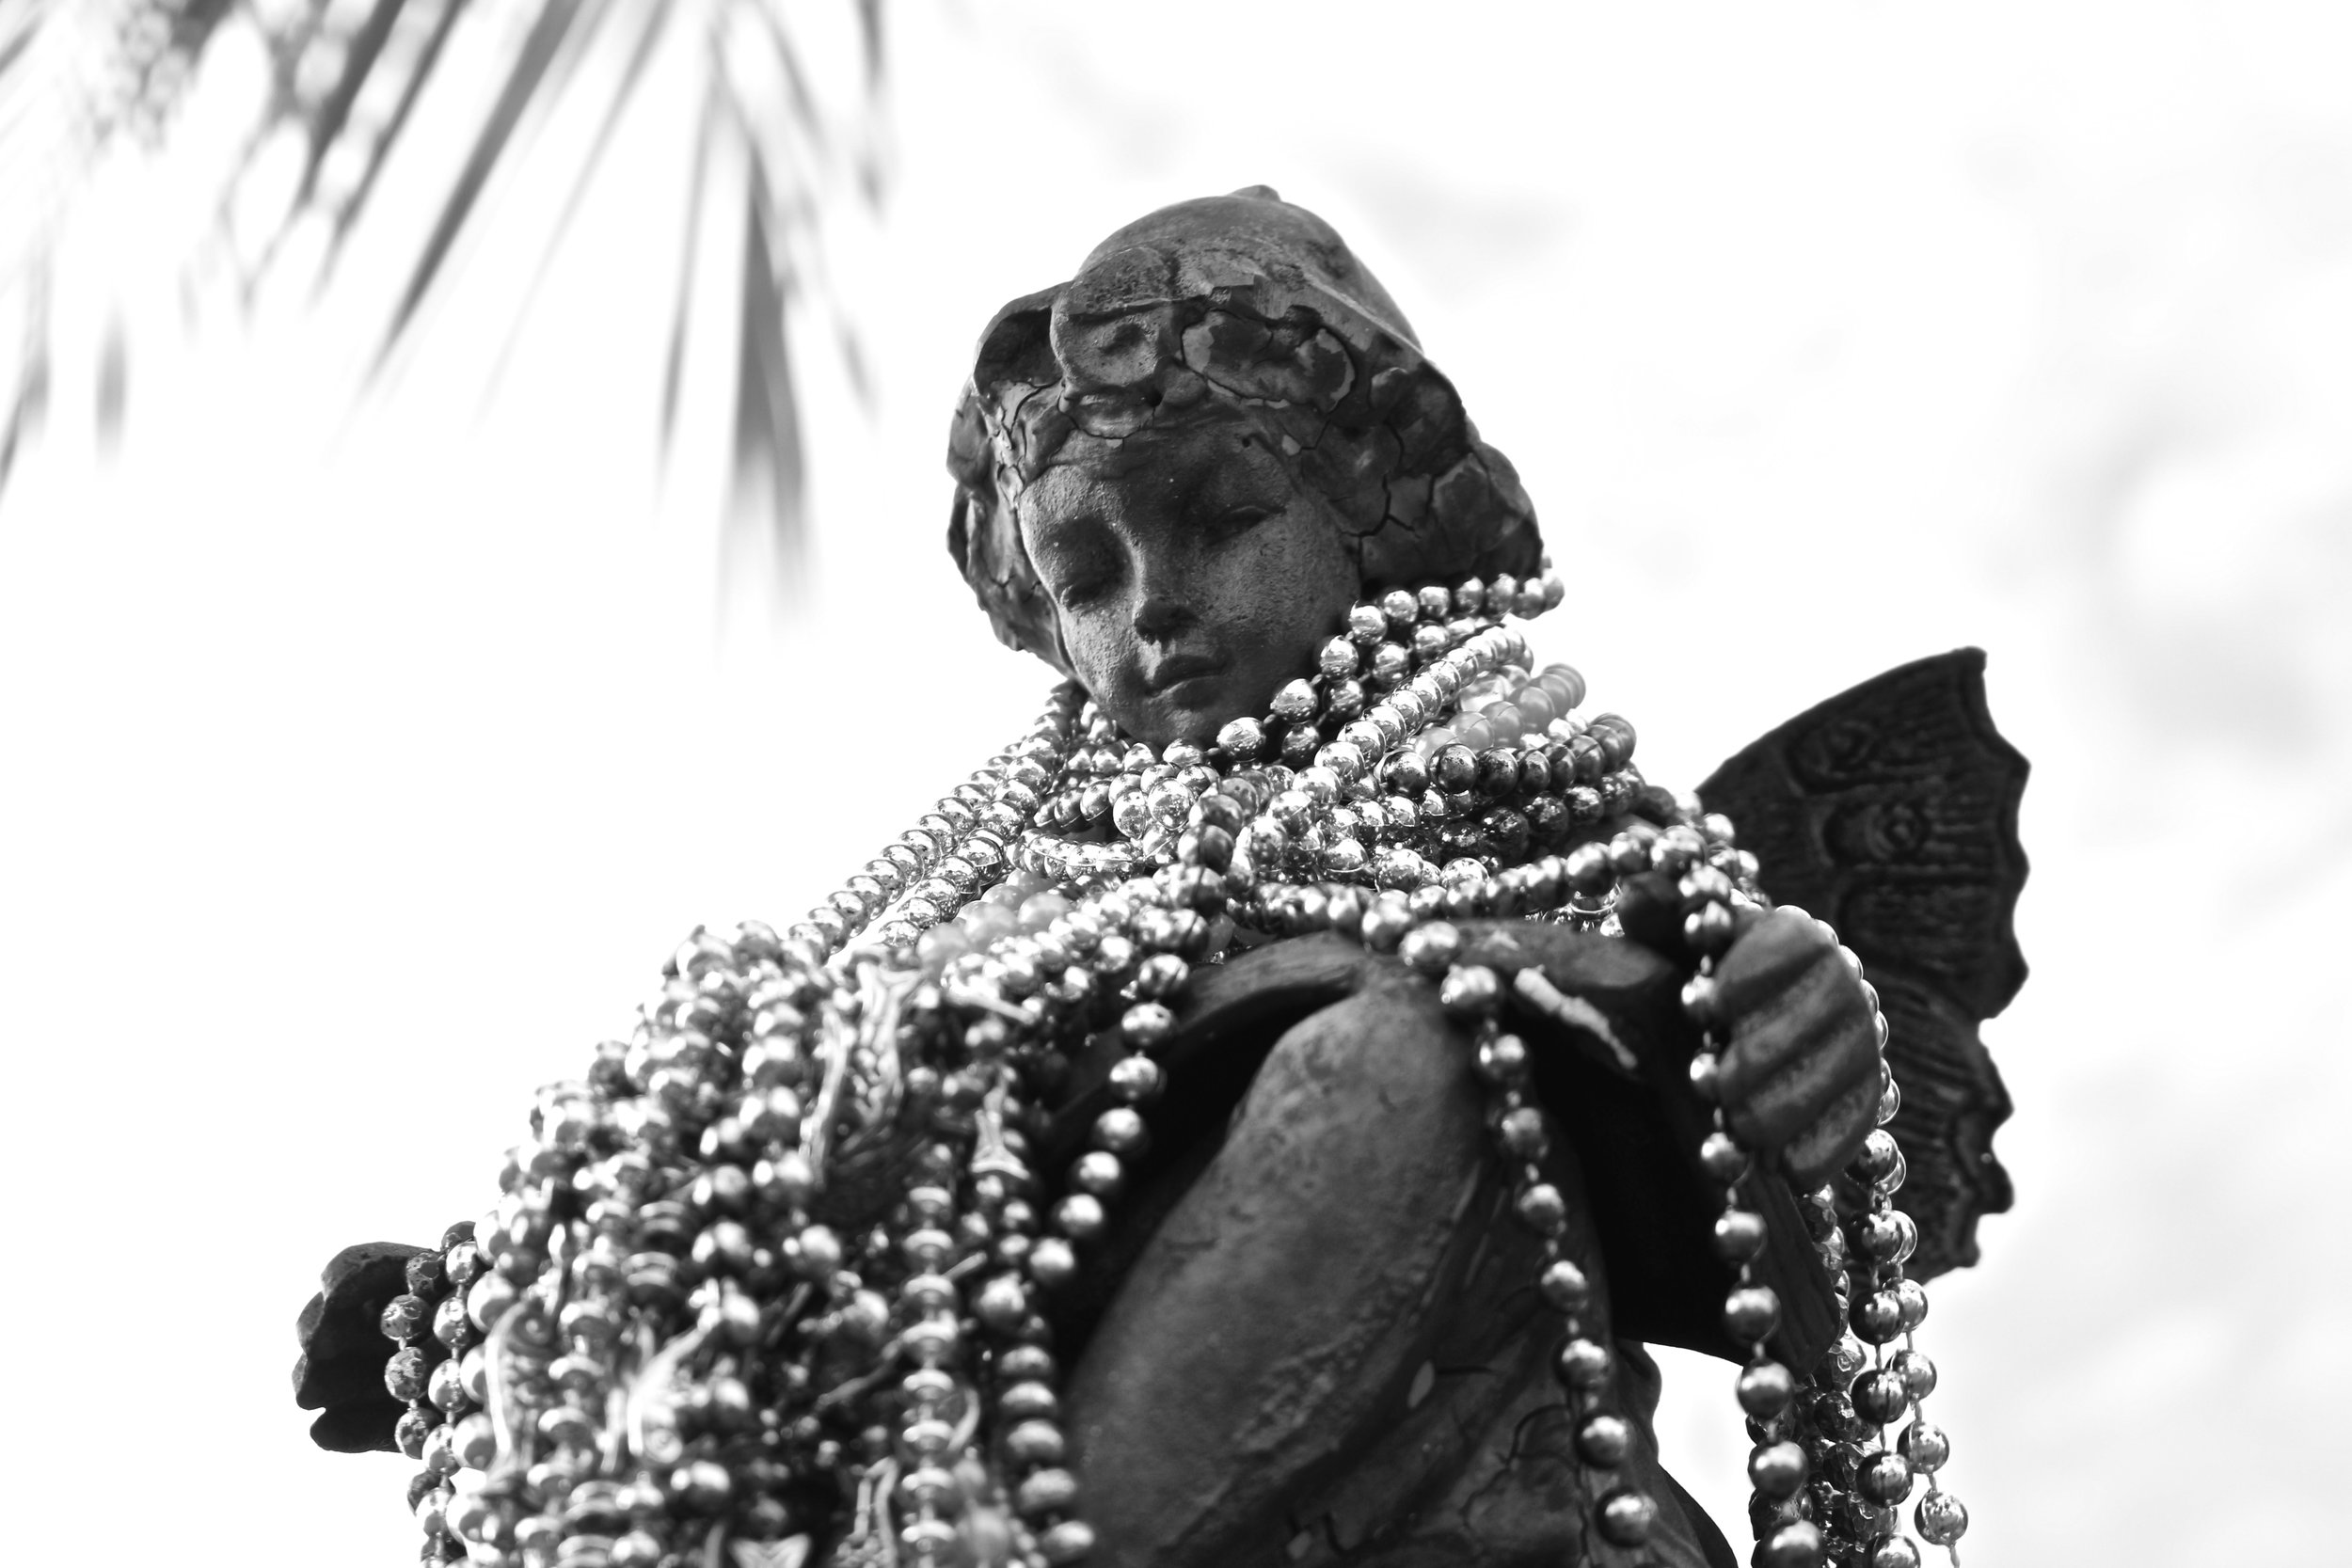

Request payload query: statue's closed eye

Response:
[1029,514,1122,608]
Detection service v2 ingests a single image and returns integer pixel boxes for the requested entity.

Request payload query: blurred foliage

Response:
[0,0,883,569]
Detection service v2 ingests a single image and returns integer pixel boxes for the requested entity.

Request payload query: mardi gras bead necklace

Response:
[379,565,1969,1568]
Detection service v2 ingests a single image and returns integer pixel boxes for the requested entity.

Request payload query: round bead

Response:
[444,1492,496,1544]
[1915,1490,1968,1546]
[1148,781,1195,827]
[1475,1033,1530,1087]
[1865,1534,1922,1568]
[1687,1052,1722,1102]
[1381,750,1431,796]
[1757,1520,1824,1568]
[426,1356,470,1414]
[1091,1107,1150,1156]
[975,1275,1031,1333]
[1497,1106,1549,1161]
[381,1293,431,1341]
[1890,1350,1938,1401]
[1026,1237,1078,1290]
[1852,1369,1912,1425]
[453,1411,500,1470]
[1853,1209,1917,1266]
[385,1346,432,1402]
[1679,973,1721,1023]
[1438,963,1502,1016]
[1724,1285,1782,1344]
[1699,1131,1751,1183]
[997,1381,1059,1423]
[465,1273,519,1333]
[1575,1413,1631,1467]
[1396,921,1462,974]
[1216,717,1267,761]
[1596,1488,1657,1547]
[1108,1055,1165,1104]
[1070,1150,1124,1198]
[1684,900,1737,955]
[1038,1520,1097,1563]
[1016,1468,1080,1518]
[1892,1277,1931,1331]
[1850,1129,1901,1184]
[1000,1346,1057,1386]
[421,1419,459,1477]
[1899,1420,1949,1473]
[1712,1209,1767,1263]
[1270,679,1319,721]
[1737,1360,1796,1418]
[1538,1259,1592,1313]
[1053,1194,1107,1242]
[1433,744,1479,793]
[395,1406,440,1459]
[1112,792,1154,839]
[1516,1183,1568,1236]
[1134,954,1189,999]
[1554,1337,1612,1391]
[1562,842,1613,895]
[1859,1449,1915,1506]
[1318,742,1366,784]
[1851,1290,1905,1344]
[1005,1418,1067,1465]
[1748,1439,1808,1498]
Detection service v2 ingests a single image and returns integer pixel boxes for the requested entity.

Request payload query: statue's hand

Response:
[1706,907,1883,1188]
[1616,877,1882,1189]
[293,1242,426,1453]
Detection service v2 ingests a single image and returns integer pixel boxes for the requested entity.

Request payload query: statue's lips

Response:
[1142,654,1227,696]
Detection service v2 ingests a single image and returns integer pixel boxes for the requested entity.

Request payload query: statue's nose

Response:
[1133,590,1196,641]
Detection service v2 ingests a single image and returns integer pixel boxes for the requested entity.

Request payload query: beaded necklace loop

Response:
[385,563,1968,1568]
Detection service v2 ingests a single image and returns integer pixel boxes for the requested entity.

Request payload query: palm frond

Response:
[0,0,885,587]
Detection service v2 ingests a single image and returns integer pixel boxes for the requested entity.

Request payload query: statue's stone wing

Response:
[1698,648,2029,1278]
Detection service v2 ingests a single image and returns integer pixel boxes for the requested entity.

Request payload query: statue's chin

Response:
[1114,683,1253,752]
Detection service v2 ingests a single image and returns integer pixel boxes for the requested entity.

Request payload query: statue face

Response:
[1016,418,1359,749]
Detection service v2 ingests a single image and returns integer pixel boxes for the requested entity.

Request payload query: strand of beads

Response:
[839,683,1092,952]
[1640,816,1834,1568]
[406,692,1093,1568]
[1416,922,1667,1556]
[1840,1080,1968,1568]
[1669,864,1968,1568]
[382,1224,476,1561]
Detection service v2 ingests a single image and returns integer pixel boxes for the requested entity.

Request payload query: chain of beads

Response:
[1676,877,1970,1568]
[389,562,1966,1568]
[383,1224,478,1557]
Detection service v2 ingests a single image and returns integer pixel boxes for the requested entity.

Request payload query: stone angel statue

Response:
[295,188,2026,1568]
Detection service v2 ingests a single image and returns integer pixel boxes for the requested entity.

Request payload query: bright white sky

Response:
[2,2,2348,1561]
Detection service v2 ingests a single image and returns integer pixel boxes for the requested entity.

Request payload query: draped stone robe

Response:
[1043,923,1840,1568]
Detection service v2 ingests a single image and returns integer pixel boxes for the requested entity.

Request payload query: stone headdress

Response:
[946,187,1544,668]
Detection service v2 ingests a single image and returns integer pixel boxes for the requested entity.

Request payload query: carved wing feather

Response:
[1698,649,2028,1278]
